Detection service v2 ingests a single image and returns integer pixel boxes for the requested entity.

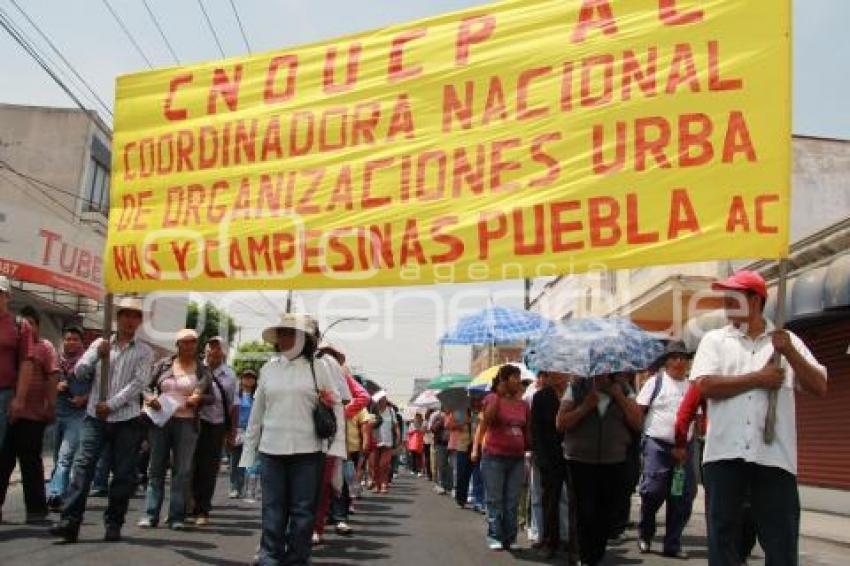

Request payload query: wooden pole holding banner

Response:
[764,259,789,444]
[98,293,113,403]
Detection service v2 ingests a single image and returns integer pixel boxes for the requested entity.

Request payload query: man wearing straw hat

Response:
[51,296,154,543]
[690,270,827,565]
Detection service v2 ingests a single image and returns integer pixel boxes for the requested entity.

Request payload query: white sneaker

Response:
[435,487,446,495]
[228,490,240,499]
[137,517,155,528]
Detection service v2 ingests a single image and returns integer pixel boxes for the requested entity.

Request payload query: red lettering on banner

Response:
[592,122,626,174]
[456,15,496,66]
[581,55,614,107]
[666,44,700,94]
[184,184,206,226]
[452,146,486,197]
[477,211,507,259]
[301,229,323,274]
[319,107,348,152]
[722,111,757,162]
[123,142,137,181]
[389,28,427,82]
[416,151,447,201]
[659,0,704,26]
[621,48,658,100]
[164,73,193,121]
[635,116,672,171]
[529,132,562,187]
[352,102,381,145]
[297,169,324,214]
[327,165,354,211]
[726,196,750,232]
[482,76,508,125]
[204,239,227,278]
[328,228,355,272]
[668,188,700,238]
[708,41,743,91]
[514,206,546,255]
[264,55,298,103]
[272,233,295,272]
[199,126,218,169]
[399,219,427,266]
[324,43,362,94]
[490,138,522,192]
[588,196,621,247]
[143,243,160,279]
[551,201,584,251]
[234,119,257,164]
[261,117,283,161]
[443,82,474,132]
[163,187,184,228]
[387,94,416,140]
[208,181,229,223]
[170,241,192,279]
[571,0,618,43]
[755,194,779,234]
[176,130,195,172]
[678,113,713,167]
[431,216,464,263]
[517,67,552,120]
[625,193,659,244]
[290,111,315,156]
[363,158,395,209]
[207,66,243,115]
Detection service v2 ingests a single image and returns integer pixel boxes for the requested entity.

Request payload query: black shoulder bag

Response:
[309,358,337,442]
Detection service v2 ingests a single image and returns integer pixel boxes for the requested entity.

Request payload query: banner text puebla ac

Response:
[106,0,791,292]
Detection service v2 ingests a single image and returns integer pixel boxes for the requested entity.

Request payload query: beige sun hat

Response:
[175,328,199,343]
[262,314,319,345]
[114,296,144,316]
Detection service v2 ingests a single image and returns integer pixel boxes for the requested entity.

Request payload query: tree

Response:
[186,301,239,350]
[232,341,275,376]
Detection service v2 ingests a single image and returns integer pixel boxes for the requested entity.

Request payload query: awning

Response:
[765,253,850,324]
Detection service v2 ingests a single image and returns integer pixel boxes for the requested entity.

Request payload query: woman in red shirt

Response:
[471,364,530,551]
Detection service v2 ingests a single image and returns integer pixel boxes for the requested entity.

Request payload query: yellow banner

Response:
[106,0,790,292]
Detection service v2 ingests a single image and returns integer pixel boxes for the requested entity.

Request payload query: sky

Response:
[2,0,849,400]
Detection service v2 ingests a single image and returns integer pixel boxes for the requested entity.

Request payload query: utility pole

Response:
[285,290,293,313]
[524,278,532,310]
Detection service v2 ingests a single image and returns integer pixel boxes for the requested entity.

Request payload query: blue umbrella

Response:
[440,305,553,345]
[523,317,664,377]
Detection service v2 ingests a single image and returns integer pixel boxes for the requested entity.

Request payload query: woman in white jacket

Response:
[240,314,343,566]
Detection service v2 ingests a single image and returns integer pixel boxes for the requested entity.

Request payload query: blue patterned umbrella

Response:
[439,306,553,345]
[523,317,663,377]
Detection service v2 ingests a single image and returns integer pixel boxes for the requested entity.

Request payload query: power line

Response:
[227,0,251,54]
[101,0,153,69]
[7,0,113,118]
[0,159,101,210]
[0,9,110,137]
[0,168,79,220]
[196,0,226,58]
[142,0,180,64]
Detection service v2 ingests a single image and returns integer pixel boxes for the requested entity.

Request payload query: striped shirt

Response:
[75,336,154,423]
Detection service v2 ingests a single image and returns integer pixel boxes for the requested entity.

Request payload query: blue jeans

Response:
[471,461,485,508]
[62,416,142,527]
[0,389,13,449]
[47,412,85,499]
[144,418,198,525]
[481,454,524,546]
[638,437,696,553]
[259,451,325,566]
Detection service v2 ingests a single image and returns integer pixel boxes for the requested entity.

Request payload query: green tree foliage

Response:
[185,301,238,350]
[232,340,275,376]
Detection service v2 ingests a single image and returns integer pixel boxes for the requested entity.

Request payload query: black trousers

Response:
[703,459,799,566]
[0,419,47,515]
[539,459,579,553]
[568,460,628,566]
[192,421,227,515]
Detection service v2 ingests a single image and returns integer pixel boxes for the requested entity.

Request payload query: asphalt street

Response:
[0,467,845,565]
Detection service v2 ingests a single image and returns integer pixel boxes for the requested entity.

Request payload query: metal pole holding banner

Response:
[764,259,789,444]
[98,293,113,403]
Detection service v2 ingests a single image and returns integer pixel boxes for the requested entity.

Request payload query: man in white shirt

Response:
[636,341,695,558]
[690,271,827,566]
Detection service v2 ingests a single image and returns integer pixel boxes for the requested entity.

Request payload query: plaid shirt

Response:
[75,336,154,422]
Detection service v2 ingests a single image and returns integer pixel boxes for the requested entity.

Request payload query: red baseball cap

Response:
[712,270,767,299]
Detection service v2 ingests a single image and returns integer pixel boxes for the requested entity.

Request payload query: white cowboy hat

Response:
[262,314,319,345]
[114,296,144,316]
[175,328,199,344]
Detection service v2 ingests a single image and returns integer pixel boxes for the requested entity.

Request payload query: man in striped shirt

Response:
[50,297,154,543]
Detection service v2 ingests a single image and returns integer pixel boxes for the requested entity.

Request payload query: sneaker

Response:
[137,516,157,528]
[488,539,503,551]
[311,532,323,546]
[228,490,240,499]
[169,521,186,531]
[434,486,446,495]
[638,539,651,554]
[335,522,353,536]
[195,514,209,526]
